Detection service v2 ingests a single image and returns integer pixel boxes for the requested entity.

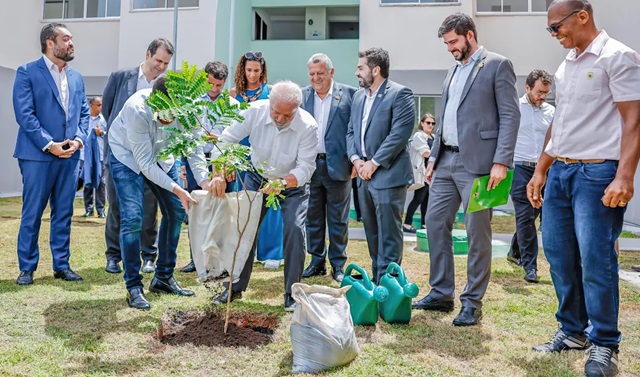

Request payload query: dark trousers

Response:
[109,153,184,291]
[509,164,541,272]
[104,150,158,263]
[17,158,79,272]
[83,163,106,214]
[305,158,350,269]
[225,170,310,295]
[404,185,429,227]
[351,177,361,219]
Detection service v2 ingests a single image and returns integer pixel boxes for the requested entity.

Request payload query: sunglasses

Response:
[424,121,436,125]
[244,51,263,60]
[546,10,581,34]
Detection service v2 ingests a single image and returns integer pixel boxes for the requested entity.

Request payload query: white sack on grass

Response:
[290,283,359,374]
[188,190,262,283]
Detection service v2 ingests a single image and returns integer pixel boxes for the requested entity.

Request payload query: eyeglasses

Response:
[546,10,581,34]
[425,121,436,125]
[244,51,263,60]
[534,90,552,97]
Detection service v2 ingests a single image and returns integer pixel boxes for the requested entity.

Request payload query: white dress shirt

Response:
[313,81,333,153]
[514,95,554,162]
[360,84,382,160]
[546,30,640,160]
[219,99,318,186]
[42,55,69,115]
[108,89,208,192]
[137,65,159,91]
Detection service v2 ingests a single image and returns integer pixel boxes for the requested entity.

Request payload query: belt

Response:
[556,157,606,164]
[444,145,460,153]
[515,161,537,167]
[316,153,327,160]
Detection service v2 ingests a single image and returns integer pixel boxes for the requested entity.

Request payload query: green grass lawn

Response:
[1,197,639,376]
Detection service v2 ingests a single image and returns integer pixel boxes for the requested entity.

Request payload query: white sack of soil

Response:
[290,283,359,373]
[188,190,263,283]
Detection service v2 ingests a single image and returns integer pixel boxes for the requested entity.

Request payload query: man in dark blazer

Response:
[412,13,520,326]
[300,53,357,283]
[101,38,173,274]
[346,47,416,284]
[13,23,89,285]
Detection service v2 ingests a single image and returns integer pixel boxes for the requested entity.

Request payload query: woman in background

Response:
[403,113,436,233]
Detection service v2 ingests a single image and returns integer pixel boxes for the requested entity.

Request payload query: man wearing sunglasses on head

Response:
[507,69,554,284]
[528,1,640,376]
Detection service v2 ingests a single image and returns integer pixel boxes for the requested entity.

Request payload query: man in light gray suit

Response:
[346,47,415,284]
[102,38,173,274]
[301,53,357,283]
[412,13,519,326]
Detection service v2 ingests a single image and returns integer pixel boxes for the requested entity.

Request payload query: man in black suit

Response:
[346,47,416,284]
[102,38,173,274]
[300,53,357,283]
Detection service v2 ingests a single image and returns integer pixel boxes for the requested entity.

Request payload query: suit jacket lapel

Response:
[127,67,138,97]
[364,79,388,136]
[304,87,314,115]
[325,83,341,136]
[37,57,64,111]
[459,49,488,105]
[67,70,76,116]
[441,65,456,114]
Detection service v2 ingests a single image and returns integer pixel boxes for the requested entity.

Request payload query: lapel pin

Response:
[587,72,594,79]
[334,95,340,100]
[478,61,485,68]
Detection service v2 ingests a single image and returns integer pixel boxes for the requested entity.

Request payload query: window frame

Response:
[379,0,462,6]
[43,0,122,20]
[475,0,550,15]
[130,0,200,11]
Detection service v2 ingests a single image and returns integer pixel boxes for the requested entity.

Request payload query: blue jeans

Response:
[109,152,185,291]
[542,160,624,349]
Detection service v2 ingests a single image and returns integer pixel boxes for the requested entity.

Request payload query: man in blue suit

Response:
[13,23,89,285]
[346,47,416,284]
[101,38,173,274]
[301,53,357,283]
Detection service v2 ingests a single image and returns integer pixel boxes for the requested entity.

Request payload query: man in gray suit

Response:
[102,38,173,274]
[412,13,519,326]
[300,53,357,283]
[346,47,415,284]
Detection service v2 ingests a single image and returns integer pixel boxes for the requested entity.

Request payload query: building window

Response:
[132,0,198,10]
[380,0,460,4]
[476,0,552,13]
[253,6,358,41]
[43,0,121,19]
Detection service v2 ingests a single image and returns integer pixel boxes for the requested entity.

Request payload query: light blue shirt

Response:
[441,47,485,147]
[514,95,554,162]
[200,93,240,153]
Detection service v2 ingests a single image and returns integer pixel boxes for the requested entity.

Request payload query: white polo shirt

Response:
[545,30,640,160]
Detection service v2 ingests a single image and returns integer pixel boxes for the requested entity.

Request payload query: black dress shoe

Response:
[525,269,539,283]
[105,260,122,274]
[149,277,195,296]
[331,266,345,283]
[141,260,155,273]
[453,306,482,326]
[81,211,94,218]
[180,260,196,273]
[284,293,296,312]
[16,271,33,285]
[97,211,106,219]
[54,268,83,281]
[127,287,150,310]
[412,295,454,312]
[302,263,326,278]
[402,225,417,234]
[212,289,242,304]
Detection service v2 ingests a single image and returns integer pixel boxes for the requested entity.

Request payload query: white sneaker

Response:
[264,259,282,269]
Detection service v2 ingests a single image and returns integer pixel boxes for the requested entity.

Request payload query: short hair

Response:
[233,52,268,95]
[152,76,169,97]
[358,48,390,79]
[147,38,174,57]
[89,96,102,105]
[40,23,66,54]
[438,13,478,42]
[269,80,302,107]
[549,0,593,14]
[307,53,334,72]
[204,61,229,81]
[526,69,553,88]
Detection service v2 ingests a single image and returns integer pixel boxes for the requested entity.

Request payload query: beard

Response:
[453,39,472,62]
[357,72,374,89]
[53,43,74,62]
[527,92,542,106]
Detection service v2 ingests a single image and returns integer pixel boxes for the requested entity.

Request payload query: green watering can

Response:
[378,263,419,324]
[340,263,389,326]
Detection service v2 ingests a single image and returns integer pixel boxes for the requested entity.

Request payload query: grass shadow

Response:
[43,298,156,352]
[508,353,582,377]
[63,355,150,376]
